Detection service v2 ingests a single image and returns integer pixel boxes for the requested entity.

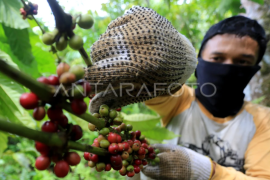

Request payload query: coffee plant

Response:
[0,0,161,178]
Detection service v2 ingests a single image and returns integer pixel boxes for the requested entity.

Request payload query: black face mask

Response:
[195,58,260,118]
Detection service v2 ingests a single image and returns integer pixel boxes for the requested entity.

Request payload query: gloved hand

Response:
[84,6,197,113]
[141,144,215,180]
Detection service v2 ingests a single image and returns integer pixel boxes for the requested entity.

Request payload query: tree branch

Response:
[0,119,109,156]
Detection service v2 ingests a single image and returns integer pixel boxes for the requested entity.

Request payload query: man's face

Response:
[201,34,259,66]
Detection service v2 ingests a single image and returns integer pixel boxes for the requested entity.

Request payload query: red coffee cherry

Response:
[142,159,148,165]
[134,165,141,174]
[148,147,154,154]
[127,171,135,177]
[141,143,148,149]
[134,159,142,166]
[105,164,111,171]
[108,143,119,155]
[83,152,90,161]
[54,160,70,178]
[58,114,68,127]
[108,132,118,143]
[37,77,50,84]
[47,75,60,85]
[64,152,81,166]
[33,107,46,121]
[71,99,87,115]
[89,153,99,163]
[35,155,51,170]
[70,125,83,141]
[116,134,122,143]
[116,107,121,111]
[110,155,122,170]
[41,121,58,132]
[138,147,146,155]
[135,130,141,139]
[20,93,39,109]
[35,141,50,155]
[127,140,134,147]
[148,153,156,160]
[134,140,141,146]
[47,107,63,121]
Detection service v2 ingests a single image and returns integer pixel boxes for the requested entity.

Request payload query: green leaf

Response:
[141,127,179,141]
[0,50,35,128]
[121,113,161,131]
[0,27,40,78]
[0,0,29,29]
[2,23,56,75]
[0,132,8,157]
[2,25,35,65]
[250,0,264,5]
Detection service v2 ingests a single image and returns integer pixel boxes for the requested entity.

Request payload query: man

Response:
[141,15,269,180]
[86,6,269,180]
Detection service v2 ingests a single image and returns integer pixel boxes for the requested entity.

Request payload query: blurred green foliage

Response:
[0,0,247,179]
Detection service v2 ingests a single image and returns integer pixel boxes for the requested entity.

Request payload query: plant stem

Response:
[0,119,109,156]
[32,16,46,34]
[79,48,92,66]
[68,141,109,155]
[0,59,55,101]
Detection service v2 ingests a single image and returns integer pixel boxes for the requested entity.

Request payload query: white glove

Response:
[140,144,215,180]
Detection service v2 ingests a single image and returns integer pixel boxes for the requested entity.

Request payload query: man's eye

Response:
[212,57,222,61]
[238,60,250,65]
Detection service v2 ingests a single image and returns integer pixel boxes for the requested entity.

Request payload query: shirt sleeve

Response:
[144,85,195,127]
[211,104,270,180]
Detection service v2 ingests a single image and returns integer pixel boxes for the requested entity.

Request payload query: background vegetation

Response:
[0,0,266,179]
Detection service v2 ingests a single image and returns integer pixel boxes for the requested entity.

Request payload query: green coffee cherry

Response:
[92,113,100,118]
[72,85,84,98]
[99,127,110,136]
[99,106,109,117]
[96,162,105,171]
[99,139,110,148]
[113,117,123,125]
[42,32,55,45]
[78,14,94,29]
[69,65,85,80]
[100,104,109,109]
[154,157,160,163]
[126,124,133,131]
[56,35,68,51]
[127,165,134,172]
[122,160,129,167]
[109,109,117,119]
[154,149,160,154]
[69,35,83,50]
[150,160,156,166]
[139,135,145,141]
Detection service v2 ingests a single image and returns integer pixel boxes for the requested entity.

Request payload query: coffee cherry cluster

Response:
[20,2,38,20]
[85,105,159,177]
[41,14,93,51]
[35,122,83,177]
[19,62,90,119]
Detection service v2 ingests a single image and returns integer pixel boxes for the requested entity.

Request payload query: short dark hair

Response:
[198,15,267,64]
